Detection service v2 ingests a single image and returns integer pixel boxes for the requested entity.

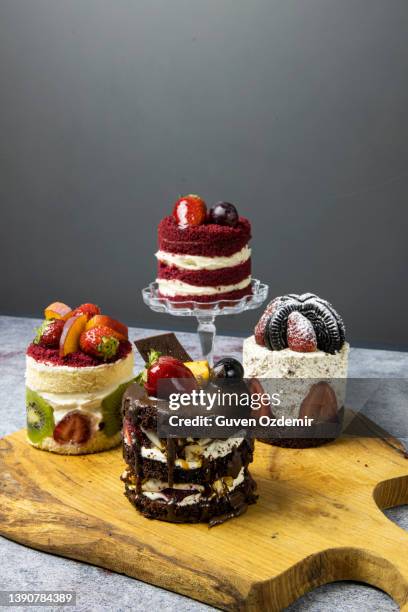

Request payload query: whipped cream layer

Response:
[138,433,244,470]
[243,336,349,379]
[134,467,245,505]
[37,381,129,425]
[157,276,251,297]
[26,351,134,394]
[155,245,251,271]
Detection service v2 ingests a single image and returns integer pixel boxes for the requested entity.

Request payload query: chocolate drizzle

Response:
[121,383,257,525]
[166,437,176,489]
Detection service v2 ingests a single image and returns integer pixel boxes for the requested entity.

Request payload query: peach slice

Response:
[44,301,72,321]
[85,315,128,340]
[59,313,88,357]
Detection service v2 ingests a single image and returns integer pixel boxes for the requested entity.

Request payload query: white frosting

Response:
[157,276,251,297]
[140,436,244,469]
[155,246,251,271]
[243,336,349,379]
[141,467,245,505]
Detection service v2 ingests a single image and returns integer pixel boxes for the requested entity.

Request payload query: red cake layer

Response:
[157,259,251,287]
[26,340,132,367]
[158,285,252,303]
[158,216,251,257]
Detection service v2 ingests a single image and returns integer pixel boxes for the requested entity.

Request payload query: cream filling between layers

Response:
[28,378,134,433]
[155,246,251,271]
[140,467,246,505]
[140,436,244,469]
[157,276,251,297]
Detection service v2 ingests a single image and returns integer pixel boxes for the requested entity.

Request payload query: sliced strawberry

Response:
[123,417,141,446]
[247,377,272,419]
[53,411,92,444]
[287,311,317,352]
[71,303,101,320]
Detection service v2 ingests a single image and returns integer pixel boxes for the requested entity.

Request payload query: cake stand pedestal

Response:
[142,279,268,365]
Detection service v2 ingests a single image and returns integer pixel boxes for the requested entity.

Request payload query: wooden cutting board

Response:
[1,416,408,611]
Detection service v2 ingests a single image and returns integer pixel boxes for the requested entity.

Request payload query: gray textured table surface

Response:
[0,315,407,612]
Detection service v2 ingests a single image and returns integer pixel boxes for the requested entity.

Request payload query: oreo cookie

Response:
[264,299,300,350]
[263,293,346,354]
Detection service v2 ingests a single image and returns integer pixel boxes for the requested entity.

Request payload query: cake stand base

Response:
[142,279,268,365]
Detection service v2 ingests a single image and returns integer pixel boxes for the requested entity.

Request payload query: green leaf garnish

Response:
[135,349,161,386]
[33,320,50,344]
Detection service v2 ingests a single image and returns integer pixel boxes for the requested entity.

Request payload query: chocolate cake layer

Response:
[158,216,251,257]
[123,437,254,484]
[123,469,257,525]
[157,259,251,287]
[122,383,258,524]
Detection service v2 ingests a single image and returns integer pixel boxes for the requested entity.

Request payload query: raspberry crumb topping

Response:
[27,340,132,367]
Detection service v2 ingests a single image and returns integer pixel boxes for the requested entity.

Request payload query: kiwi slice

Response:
[101,379,135,438]
[26,388,55,443]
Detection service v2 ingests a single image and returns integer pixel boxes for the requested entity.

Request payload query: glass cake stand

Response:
[142,278,269,365]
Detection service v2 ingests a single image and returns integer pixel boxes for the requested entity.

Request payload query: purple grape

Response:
[209,202,239,227]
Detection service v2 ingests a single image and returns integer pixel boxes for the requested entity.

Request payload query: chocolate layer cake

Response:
[156,213,252,303]
[121,383,257,525]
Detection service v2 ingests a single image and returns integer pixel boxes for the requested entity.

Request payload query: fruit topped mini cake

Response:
[243,293,349,448]
[156,195,252,302]
[25,301,134,454]
[121,333,257,525]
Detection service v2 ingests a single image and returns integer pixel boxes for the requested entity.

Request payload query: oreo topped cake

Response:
[156,195,252,302]
[121,334,257,525]
[243,293,349,447]
[25,301,134,454]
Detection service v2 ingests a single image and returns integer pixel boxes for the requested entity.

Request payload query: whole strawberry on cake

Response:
[25,301,134,454]
[156,195,252,302]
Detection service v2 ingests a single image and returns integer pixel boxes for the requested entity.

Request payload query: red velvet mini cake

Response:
[156,196,252,302]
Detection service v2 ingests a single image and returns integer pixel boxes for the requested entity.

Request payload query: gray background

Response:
[1,0,407,349]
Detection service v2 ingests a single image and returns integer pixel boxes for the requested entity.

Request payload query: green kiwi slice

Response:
[26,388,55,443]
[101,379,135,438]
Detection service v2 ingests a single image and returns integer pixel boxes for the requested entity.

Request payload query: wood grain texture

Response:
[1,415,408,611]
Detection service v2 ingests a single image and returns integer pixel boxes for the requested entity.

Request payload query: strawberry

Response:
[123,417,141,446]
[287,312,317,352]
[254,297,282,346]
[71,303,101,320]
[79,326,120,360]
[173,194,207,228]
[53,411,91,444]
[145,354,197,398]
[34,319,65,348]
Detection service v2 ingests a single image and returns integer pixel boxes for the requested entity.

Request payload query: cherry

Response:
[145,356,198,398]
[212,357,244,382]
[208,202,239,227]
[173,194,207,228]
